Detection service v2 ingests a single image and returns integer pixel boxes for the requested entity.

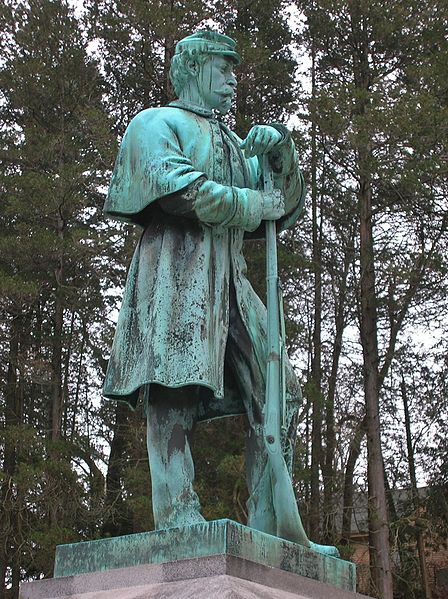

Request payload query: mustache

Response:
[217,88,235,97]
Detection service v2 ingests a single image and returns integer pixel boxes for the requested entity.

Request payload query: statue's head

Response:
[170,30,241,114]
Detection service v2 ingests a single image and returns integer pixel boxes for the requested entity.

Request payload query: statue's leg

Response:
[227,289,340,555]
[244,419,277,536]
[145,384,205,530]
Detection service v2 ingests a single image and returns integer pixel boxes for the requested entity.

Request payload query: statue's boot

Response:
[309,542,340,557]
[245,424,339,557]
[145,384,205,529]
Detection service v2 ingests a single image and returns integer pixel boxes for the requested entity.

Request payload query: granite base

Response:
[20,554,370,599]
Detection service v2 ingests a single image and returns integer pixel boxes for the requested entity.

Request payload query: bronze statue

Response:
[103,30,337,556]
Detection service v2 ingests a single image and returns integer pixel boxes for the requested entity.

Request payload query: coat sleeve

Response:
[268,123,306,232]
[243,124,306,239]
[157,177,281,233]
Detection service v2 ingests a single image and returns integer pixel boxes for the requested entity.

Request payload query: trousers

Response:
[145,285,304,539]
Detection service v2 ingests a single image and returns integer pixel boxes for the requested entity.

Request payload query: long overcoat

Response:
[103,102,306,420]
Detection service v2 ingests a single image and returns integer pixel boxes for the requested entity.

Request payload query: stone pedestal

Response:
[20,520,370,599]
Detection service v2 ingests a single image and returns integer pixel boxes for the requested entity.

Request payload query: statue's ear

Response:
[186,60,199,77]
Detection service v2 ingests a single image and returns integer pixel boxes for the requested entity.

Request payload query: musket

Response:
[263,154,286,451]
[261,156,340,556]
[262,154,309,545]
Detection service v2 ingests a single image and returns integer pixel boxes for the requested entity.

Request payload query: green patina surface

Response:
[54,520,356,592]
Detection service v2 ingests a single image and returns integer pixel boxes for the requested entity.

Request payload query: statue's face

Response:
[197,55,237,114]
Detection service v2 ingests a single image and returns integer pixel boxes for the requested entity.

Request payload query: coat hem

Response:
[103,378,225,404]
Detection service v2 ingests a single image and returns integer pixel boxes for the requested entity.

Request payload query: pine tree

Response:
[297,0,448,596]
[0,0,116,592]
[213,0,297,135]
[85,0,212,135]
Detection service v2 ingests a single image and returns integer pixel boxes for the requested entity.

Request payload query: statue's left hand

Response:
[240,125,282,158]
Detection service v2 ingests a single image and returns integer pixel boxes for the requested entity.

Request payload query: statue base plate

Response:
[20,520,370,598]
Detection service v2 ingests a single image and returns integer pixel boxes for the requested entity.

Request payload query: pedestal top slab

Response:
[54,519,356,592]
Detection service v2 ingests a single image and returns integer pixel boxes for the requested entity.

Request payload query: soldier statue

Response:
[103,30,337,556]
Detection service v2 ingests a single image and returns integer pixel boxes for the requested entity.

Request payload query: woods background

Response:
[1,1,447,598]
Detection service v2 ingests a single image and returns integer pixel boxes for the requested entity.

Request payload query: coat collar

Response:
[167,99,214,118]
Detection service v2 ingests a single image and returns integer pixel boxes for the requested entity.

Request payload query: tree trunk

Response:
[401,375,432,599]
[71,323,86,438]
[162,3,175,105]
[102,402,131,537]
[359,164,393,599]
[62,310,75,437]
[51,213,64,442]
[309,38,323,541]
[0,314,22,599]
[322,294,342,542]
[322,235,353,543]
[349,3,393,595]
[341,415,366,543]
[359,168,393,599]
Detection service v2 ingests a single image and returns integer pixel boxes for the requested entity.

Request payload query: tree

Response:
[0,0,116,593]
[297,0,448,596]
[85,0,212,135]
[213,0,297,135]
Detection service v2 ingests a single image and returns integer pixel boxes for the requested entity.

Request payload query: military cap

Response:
[175,30,241,65]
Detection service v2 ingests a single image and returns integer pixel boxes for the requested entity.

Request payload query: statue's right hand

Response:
[260,189,285,221]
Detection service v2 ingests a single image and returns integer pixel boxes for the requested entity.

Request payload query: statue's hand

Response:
[240,125,282,158]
